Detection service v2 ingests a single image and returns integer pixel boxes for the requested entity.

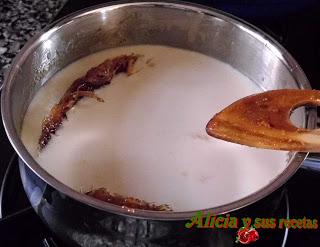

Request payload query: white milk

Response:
[21,45,288,212]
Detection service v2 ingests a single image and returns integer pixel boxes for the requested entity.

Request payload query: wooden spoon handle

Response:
[206,89,320,152]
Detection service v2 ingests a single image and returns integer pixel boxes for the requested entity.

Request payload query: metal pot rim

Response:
[1,1,312,220]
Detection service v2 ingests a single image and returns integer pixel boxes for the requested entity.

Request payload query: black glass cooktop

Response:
[1,1,320,246]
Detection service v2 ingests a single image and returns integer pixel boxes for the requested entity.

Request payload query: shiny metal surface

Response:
[18,159,288,246]
[0,0,314,221]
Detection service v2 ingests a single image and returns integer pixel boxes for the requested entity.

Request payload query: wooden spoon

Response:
[206,89,320,152]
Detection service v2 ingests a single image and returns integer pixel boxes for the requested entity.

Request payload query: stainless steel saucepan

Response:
[1,2,315,246]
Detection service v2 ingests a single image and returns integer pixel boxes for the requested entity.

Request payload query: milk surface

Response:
[21,45,288,211]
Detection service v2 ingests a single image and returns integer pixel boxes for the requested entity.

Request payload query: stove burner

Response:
[0,155,29,217]
[0,155,65,246]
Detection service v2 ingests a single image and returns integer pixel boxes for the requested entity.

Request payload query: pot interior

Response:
[2,2,313,218]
